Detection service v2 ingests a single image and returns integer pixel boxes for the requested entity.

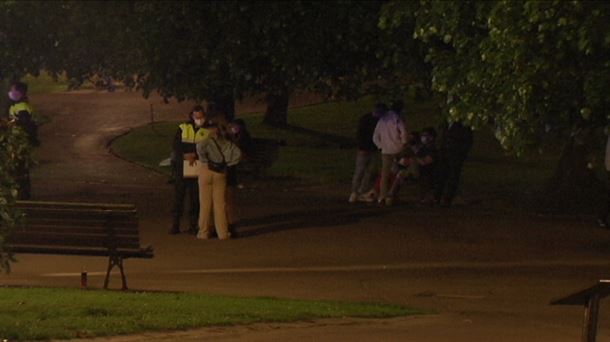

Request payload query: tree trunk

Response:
[263,91,290,127]
[541,126,605,213]
[207,93,235,121]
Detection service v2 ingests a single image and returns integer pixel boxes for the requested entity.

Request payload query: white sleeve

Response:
[197,140,209,163]
[397,119,408,144]
[372,121,382,149]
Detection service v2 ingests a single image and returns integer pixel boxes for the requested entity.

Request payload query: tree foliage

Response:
[126,1,388,125]
[0,1,60,271]
[382,0,610,154]
[0,122,30,272]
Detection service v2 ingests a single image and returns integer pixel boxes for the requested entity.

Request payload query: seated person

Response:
[386,128,438,204]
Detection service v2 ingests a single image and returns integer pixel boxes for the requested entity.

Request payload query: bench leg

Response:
[583,294,601,342]
[103,257,114,289]
[104,255,128,290]
[117,257,128,291]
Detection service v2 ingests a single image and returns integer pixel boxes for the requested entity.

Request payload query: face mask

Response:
[8,90,22,102]
[194,118,205,127]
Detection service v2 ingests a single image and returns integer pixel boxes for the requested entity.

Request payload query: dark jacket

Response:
[356,113,379,152]
[439,122,473,158]
[10,101,39,146]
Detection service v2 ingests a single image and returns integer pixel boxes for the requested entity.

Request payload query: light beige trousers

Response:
[198,167,230,239]
[379,153,397,200]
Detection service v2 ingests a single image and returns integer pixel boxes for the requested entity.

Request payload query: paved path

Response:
[5,91,610,341]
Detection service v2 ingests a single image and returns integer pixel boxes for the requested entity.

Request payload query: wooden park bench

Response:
[551,280,610,342]
[9,200,153,290]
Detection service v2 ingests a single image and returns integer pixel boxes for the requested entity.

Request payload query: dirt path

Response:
[6,90,610,341]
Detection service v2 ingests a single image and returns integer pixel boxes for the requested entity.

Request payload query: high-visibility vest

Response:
[179,123,209,144]
[9,101,34,120]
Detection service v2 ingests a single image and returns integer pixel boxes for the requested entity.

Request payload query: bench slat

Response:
[25,218,138,228]
[17,200,136,211]
[551,280,610,305]
[16,225,139,236]
[21,208,137,219]
[11,233,142,249]
[10,245,154,258]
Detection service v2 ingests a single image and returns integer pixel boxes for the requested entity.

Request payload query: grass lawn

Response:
[112,97,443,183]
[111,97,578,205]
[0,287,419,340]
[23,72,70,95]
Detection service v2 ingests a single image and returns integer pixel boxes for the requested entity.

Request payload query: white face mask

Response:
[194,118,205,127]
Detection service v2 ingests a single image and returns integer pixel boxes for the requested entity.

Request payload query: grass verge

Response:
[111,97,608,212]
[0,287,419,340]
[111,97,441,182]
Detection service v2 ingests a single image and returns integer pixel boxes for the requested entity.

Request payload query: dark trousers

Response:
[173,175,199,230]
[15,161,31,200]
[434,154,466,205]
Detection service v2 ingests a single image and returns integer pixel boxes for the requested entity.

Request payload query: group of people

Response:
[349,102,473,207]
[170,105,251,240]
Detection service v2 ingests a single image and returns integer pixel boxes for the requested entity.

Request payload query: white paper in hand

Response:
[183,160,201,178]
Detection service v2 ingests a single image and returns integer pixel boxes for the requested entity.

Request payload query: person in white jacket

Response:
[373,101,408,205]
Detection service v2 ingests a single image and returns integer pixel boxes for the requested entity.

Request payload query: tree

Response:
[0,122,30,272]
[101,1,391,126]
[381,0,610,208]
[0,1,74,271]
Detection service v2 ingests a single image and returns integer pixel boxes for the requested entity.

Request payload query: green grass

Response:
[113,97,599,208]
[0,287,419,340]
[23,72,70,95]
[111,97,441,183]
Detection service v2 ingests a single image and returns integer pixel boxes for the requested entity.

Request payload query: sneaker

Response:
[357,193,374,203]
[348,192,358,203]
[597,218,609,229]
[197,231,210,239]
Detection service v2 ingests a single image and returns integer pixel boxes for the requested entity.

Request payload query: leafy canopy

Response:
[382,0,610,154]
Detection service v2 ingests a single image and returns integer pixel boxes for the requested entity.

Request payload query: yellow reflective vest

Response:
[179,123,209,144]
[9,101,34,120]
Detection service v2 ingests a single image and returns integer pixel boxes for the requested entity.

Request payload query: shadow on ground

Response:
[236,206,388,238]
[283,124,355,149]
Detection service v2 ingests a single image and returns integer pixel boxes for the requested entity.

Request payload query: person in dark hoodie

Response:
[349,103,386,203]
[169,105,210,235]
[434,121,473,207]
[8,81,38,199]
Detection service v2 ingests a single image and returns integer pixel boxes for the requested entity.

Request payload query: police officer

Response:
[8,81,39,200]
[170,105,209,234]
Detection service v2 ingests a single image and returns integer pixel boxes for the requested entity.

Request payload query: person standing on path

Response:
[8,81,39,200]
[434,121,473,207]
[169,105,209,235]
[372,101,408,206]
[196,116,241,240]
[349,103,386,203]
